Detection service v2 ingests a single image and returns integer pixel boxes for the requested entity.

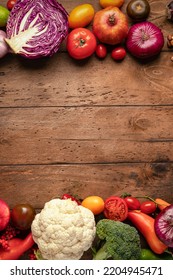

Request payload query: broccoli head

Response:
[93,219,141,260]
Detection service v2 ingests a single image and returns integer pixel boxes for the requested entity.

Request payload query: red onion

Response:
[126,21,164,59]
[154,204,173,248]
[0,30,9,58]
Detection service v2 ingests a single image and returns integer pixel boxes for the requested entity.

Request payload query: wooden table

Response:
[0,0,173,212]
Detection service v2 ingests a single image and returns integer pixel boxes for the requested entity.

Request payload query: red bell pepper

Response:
[127,210,167,254]
[0,232,35,260]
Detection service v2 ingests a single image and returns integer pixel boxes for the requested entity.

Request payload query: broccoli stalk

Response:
[93,219,141,260]
[93,242,112,260]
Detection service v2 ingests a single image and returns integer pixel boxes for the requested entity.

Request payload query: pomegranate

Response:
[93,6,129,45]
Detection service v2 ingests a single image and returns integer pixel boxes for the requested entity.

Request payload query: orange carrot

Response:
[155,198,170,211]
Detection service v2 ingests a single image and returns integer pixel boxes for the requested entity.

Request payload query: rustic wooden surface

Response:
[0,0,173,213]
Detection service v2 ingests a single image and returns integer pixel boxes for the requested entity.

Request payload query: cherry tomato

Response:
[140,200,157,214]
[95,44,107,59]
[7,0,16,10]
[66,28,97,60]
[11,203,36,230]
[99,0,124,8]
[111,46,126,61]
[81,196,104,215]
[62,193,81,205]
[68,4,95,29]
[124,196,141,210]
[104,196,128,221]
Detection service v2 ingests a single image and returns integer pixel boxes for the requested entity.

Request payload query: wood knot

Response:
[129,115,150,131]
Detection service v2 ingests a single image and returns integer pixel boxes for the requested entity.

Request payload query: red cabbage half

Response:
[5,0,69,59]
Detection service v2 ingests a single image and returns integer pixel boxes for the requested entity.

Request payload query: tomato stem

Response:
[135,195,159,205]
[79,38,85,46]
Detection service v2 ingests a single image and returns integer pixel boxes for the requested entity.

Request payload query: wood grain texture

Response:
[1,53,173,107]
[0,0,173,214]
[0,163,172,208]
[0,106,173,164]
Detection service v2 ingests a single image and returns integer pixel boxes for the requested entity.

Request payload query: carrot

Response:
[155,198,170,211]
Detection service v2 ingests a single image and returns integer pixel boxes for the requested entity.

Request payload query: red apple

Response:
[0,198,10,231]
[92,6,129,45]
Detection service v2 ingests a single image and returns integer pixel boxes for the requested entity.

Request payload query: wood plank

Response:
[0,163,172,208]
[1,52,173,107]
[0,106,173,164]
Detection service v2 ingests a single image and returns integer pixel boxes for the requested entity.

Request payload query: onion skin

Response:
[126,21,164,59]
[154,205,173,248]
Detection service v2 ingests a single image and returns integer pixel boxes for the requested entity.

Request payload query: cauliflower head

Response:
[31,198,96,260]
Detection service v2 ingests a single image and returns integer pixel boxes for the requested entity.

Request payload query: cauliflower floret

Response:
[31,198,96,260]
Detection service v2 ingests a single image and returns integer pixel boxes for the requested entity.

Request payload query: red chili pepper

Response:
[0,232,35,260]
[127,210,167,254]
[61,193,81,205]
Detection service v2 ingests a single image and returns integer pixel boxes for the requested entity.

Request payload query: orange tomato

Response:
[68,4,95,29]
[81,196,104,215]
[99,0,124,8]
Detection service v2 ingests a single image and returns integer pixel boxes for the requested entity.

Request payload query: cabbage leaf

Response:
[5,0,69,59]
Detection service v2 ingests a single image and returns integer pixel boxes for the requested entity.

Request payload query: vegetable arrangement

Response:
[0,0,172,262]
[0,193,173,260]
[1,0,173,61]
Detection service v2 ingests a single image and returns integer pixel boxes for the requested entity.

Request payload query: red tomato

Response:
[124,196,141,210]
[7,0,16,10]
[66,28,97,60]
[111,46,126,61]
[104,196,128,221]
[140,200,157,214]
[95,44,107,59]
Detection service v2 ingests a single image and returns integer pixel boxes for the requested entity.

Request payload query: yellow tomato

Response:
[68,4,95,29]
[99,0,124,8]
[81,196,104,215]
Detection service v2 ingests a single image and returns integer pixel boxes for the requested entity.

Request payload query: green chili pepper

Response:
[140,248,173,260]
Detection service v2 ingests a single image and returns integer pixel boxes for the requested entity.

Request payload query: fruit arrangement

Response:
[0,194,172,260]
[1,0,173,61]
